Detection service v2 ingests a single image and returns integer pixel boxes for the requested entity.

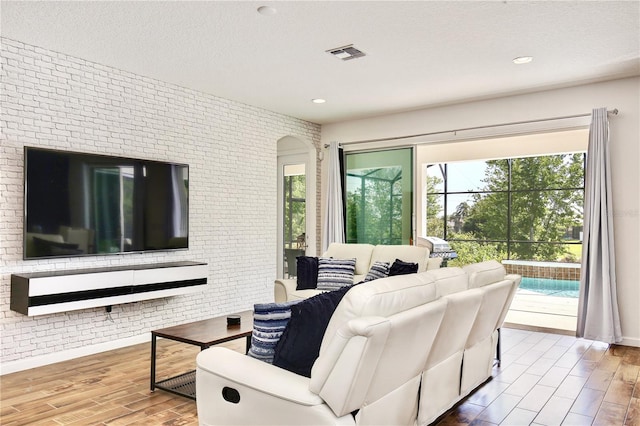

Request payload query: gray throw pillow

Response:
[316,257,356,291]
[364,261,391,282]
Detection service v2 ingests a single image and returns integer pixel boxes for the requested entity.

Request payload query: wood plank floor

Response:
[1,328,639,425]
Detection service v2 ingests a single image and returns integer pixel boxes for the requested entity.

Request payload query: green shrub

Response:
[447,233,505,267]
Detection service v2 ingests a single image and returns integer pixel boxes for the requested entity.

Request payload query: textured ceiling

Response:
[2,1,639,124]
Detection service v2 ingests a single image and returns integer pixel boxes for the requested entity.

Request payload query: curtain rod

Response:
[325,108,618,147]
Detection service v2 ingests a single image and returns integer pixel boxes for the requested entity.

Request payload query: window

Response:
[345,148,413,245]
[283,163,306,277]
[425,153,585,264]
[283,164,306,251]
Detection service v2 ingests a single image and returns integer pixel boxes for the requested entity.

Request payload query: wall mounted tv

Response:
[24,147,189,259]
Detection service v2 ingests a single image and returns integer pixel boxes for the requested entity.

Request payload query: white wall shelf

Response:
[10,261,208,316]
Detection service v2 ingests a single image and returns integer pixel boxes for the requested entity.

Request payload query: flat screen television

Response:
[23,147,189,259]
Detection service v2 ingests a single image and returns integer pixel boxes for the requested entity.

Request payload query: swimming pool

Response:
[519,277,580,298]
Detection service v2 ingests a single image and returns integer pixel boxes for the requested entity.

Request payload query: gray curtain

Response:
[322,141,345,252]
[576,107,622,343]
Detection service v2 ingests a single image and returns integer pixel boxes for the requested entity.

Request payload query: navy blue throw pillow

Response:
[272,285,353,377]
[296,256,319,290]
[388,259,419,276]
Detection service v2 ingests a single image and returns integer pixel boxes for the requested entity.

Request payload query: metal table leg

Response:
[496,328,502,366]
[150,332,157,391]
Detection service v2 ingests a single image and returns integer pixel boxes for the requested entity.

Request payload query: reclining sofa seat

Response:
[415,261,521,425]
[196,260,520,426]
[416,267,483,425]
[460,261,521,394]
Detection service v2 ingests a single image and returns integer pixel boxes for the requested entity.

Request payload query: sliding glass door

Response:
[345,148,413,245]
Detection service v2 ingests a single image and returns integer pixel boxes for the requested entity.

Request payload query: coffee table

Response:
[150,310,253,399]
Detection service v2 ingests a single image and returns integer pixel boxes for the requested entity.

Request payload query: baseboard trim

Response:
[504,323,640,348]
[620,336,640,348]
[0,333,150,375]
[503,322,575,336]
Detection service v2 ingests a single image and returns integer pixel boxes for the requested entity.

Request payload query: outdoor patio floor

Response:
[505,289,578,335]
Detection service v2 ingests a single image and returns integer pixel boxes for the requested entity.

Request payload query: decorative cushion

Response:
[316,257,356,291]
[323,243,374,275]
[273,285,353,377]
[389,259,419,276]
[364,261,390,282]
[296,256,319,290]
[247,300,301,363]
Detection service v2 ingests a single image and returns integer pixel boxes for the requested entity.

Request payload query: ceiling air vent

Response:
[327,44,366,61]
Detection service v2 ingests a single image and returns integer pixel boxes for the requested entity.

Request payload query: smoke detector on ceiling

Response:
[327,45,366,61]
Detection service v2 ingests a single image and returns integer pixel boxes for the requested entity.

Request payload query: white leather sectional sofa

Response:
[196,260,521,426]
[274,243,443,303]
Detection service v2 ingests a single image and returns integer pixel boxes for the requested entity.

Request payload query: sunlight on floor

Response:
[505,289,578,334]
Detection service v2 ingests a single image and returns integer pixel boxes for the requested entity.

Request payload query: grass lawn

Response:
[560,240,582,262]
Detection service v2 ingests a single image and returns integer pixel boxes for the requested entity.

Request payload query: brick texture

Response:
[0,38,321,365]
[503,263,581,281]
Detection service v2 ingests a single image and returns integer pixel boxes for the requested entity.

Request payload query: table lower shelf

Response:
[155,370,197,400]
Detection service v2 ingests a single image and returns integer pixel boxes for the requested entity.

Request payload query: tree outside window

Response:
[284,173,306,249]
[426,153,585,265]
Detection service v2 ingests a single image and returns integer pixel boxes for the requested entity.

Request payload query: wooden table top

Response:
[151,310,253,347]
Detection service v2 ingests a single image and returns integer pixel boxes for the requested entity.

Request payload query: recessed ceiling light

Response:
[513,56,533,65]
[311,99,326,104]
[257,6,277,16]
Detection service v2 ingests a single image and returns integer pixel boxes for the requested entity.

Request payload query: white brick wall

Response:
[0,38,321,367]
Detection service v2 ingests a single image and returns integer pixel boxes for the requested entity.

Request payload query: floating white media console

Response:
[10,261,208,316]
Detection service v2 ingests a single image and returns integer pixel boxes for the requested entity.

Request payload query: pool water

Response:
[519,277,580,298]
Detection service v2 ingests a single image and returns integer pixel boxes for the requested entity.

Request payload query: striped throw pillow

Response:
[316,257,356,291]
[248,300,301,363]
[364,261,390,282]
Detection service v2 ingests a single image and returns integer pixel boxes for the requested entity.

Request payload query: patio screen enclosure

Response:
[345,148,413,245]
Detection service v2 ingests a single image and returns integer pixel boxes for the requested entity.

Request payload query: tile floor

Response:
[505,289,579,334]
[436,328,640,425]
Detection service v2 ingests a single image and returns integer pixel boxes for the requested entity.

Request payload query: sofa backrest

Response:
[418,266,469,298]
[460,278,515,395]
[418,276,482,425]
[463,260,507,288]
[370,244,431,272]
[320,273,437,351]
[323,243,374,276]
[350,299,447,424]
[463,260,520,336]
[309,274,446,422]
[309,258,520,424]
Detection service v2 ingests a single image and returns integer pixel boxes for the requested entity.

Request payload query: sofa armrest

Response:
[426,257,443,270]
[196,347,354,425]
[274,278,298,303]
[310,316,391,416]
[505,274,522,288]
[197,347,322,406]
